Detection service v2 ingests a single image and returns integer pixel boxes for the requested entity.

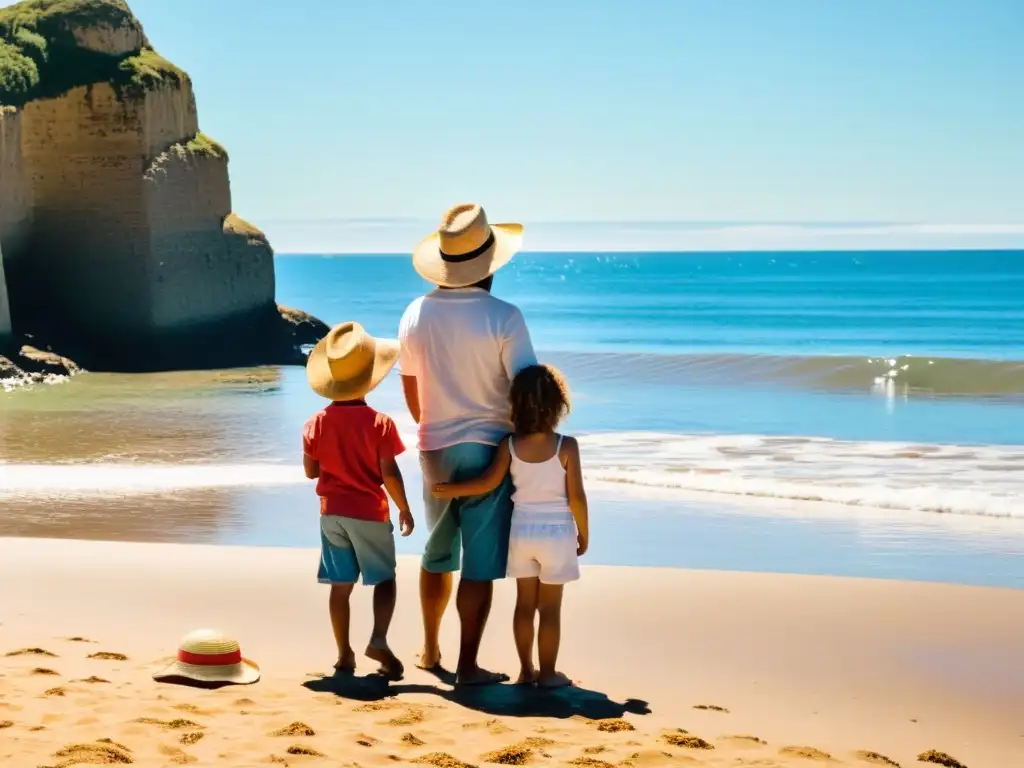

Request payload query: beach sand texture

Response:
[1,539,1022,768]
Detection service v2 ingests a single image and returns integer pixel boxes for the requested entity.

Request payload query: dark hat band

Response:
[439,230,495,263]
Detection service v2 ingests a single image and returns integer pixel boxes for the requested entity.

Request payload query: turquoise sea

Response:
[2,251,1023,587]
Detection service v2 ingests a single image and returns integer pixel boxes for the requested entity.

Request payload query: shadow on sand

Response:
[303,667,650,721]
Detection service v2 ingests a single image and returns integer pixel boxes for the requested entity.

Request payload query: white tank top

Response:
[509,435,570,512]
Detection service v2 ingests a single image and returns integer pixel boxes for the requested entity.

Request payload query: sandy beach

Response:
[1,538,1021,767]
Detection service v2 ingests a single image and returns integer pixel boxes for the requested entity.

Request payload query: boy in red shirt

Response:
[303,321,414,679]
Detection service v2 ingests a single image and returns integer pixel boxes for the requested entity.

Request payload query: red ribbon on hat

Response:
[177,648,242,666]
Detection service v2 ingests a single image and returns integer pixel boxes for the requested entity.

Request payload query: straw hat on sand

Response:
[153,629,260,685]
[413,203,523,288]
[306,321,399,401]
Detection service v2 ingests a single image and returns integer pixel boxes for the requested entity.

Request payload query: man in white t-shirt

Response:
[398,203,537,686]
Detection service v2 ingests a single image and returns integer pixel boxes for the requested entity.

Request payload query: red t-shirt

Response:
[302,400,406,522]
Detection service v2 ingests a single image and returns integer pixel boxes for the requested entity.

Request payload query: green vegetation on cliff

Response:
[185,132,229,161]
[0,0,185,106]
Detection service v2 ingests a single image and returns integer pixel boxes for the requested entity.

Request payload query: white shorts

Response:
[507,535,580,585]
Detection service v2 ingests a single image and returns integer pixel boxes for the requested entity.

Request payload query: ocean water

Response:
[2,251,1023,586]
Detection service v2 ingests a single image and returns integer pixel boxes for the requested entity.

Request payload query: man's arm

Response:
[501,307,538,379]
[401,375,421,424]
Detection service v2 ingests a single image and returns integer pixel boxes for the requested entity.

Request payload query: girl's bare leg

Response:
[537,582,571,688]
[513,577,540,683]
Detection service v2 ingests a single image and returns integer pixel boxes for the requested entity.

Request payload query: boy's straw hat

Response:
[412,203,523,288]
[152,629,260,685]
[306,321,399,401]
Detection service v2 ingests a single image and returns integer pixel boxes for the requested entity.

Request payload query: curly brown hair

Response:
[510,364,571,435]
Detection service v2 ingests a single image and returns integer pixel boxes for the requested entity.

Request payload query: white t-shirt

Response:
[398,287,537,451]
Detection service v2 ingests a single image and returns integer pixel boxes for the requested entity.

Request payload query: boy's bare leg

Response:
[329,583,355,672]
[536,583,571,688]
[418,568,452,669]
[365,578,404,679]
[513,578,540,684]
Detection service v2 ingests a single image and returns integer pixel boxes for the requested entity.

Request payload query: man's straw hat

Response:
[412,203,523,288]
[153,629,260,685]
[306,321,399,401]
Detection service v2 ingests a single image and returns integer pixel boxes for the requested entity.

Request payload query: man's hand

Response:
[399,509,415,537]
[432,483,457,499]
[577,532,589,557]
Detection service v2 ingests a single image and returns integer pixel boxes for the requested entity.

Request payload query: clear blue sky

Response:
[126,0,1022,244]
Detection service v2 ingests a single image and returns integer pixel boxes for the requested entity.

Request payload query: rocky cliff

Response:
[0,0,326,379]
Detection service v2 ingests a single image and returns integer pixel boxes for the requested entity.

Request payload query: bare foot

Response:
[516,667,538,685]
[366,639,404,681]
[334,652,356,675]
[416,649,442,671]
[537,671,573,689]
[455,667,510,687]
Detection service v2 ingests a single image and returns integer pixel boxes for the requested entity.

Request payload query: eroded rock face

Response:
[68,19,146,56]
[0,0,323,376]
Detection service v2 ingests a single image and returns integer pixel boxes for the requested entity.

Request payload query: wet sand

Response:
[2,538,1023,767]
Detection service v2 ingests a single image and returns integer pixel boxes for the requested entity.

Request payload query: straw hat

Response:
[306,321,399,401]
[153,629,260,685]
[412,203,523,288]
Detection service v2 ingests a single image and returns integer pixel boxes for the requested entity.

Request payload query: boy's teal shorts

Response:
[318,515,396,586]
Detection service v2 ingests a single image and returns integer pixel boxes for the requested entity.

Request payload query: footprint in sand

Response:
[382,708,426,727]
[5,647,57,658]
[43,686,66,697]
[721,734,768,747]
[569,759,615,768]
[594,718,635,733]
[662,729,714,750]
[179,732,204,745]
[134,718,203,731]
[780,745,834,760]
[63,637,96,643]
[854,750,900,766]
[30,667,60,676]
[917,751,966,768]
[413,753,476,768]
[692,704,729,713]
[286,744,326,756]
[402,733,427,746]
[481,745,533,765]
[0,719,14,729]
[269,722,316,737]
[158,743,197,764]
[73,676,111,684]
[88,651,129,661]
[53,742,133,765]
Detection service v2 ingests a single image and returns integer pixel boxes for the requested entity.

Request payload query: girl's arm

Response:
[563,437,590,556]
[433,436,512,499]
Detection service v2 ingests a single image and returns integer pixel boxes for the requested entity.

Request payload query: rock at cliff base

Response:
[278,305,331,348]
[19,344,81,376]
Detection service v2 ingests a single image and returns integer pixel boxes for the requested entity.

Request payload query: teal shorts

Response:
[318,515,396,586]
[420,442,513,582]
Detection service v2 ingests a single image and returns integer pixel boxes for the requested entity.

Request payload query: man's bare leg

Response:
[365,578,404,679]
[329,583,355,672]
[418,568,452,669]
[455,578,507,685]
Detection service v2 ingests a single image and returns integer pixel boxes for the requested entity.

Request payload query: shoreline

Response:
[2,537,1023,767]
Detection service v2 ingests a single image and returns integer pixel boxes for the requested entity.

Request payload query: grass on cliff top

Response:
[185,131,228,161]
[0,0,185,106]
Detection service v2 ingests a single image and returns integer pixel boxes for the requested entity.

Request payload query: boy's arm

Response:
[303,453,320,479]
[433,437,512,499]
[564,437,590,556]
[380,455,414,536]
